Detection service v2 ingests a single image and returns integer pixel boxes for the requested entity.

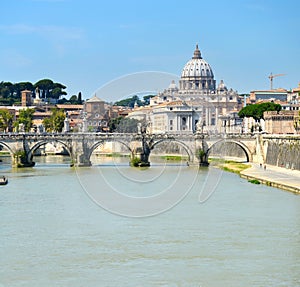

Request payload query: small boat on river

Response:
[0,176,8,185]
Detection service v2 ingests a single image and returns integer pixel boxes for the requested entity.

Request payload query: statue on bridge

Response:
[131,122,151,167]
[196,118,203,134]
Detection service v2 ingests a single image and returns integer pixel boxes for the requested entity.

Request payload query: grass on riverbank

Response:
[160,155,188,161]
[248,179,261,184]
[209,158,251,174]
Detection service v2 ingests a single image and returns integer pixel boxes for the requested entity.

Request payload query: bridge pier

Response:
[195,134,209,166]
[72,153,92,167]
[199,153,209,166]
[130,131,151,167]
[130,147,150,167]
[12,150,35,168]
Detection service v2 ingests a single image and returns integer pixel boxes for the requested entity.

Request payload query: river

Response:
[1,155,300,287]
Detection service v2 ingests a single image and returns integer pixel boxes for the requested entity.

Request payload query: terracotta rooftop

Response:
[86,95,104,103]
[56,104,83,109]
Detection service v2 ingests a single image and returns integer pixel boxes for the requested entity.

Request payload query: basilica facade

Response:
[128,44,242,134]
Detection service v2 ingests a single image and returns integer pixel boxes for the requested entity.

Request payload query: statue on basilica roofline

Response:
[35,87,40,99]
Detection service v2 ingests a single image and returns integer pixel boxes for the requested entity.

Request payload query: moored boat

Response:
[0,176,8,185]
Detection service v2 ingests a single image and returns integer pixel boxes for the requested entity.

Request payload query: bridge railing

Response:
[0,131,282,141]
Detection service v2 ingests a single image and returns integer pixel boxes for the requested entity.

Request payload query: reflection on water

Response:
[1,155,300,287]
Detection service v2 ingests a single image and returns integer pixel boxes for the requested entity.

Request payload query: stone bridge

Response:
[0,132,298,168]
[0,132,259,167]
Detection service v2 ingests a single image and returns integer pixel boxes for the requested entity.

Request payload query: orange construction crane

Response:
[268,73,286,90]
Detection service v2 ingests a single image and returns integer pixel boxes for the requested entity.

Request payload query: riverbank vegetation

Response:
[209,158,251,174]
[248,179,261,184]
[160,155,188,161]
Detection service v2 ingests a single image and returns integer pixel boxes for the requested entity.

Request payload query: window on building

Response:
[170,120,173,125]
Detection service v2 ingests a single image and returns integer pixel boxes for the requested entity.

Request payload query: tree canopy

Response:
[114,95,141,107]
[43,108,66,132]
[0,109,13,132]
[58,92,83,105]
[238,102,282,121]
[34,79,67,99]
[0,79,68,105]
[15,108,35,132]
[113,95,155,107]
[109,116,139,133]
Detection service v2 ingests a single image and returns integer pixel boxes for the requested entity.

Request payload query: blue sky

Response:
[0,0,299,100]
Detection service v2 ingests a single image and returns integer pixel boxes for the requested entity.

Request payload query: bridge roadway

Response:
[0,132,279,168]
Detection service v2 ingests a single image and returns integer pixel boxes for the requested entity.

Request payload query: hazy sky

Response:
[0,0,299,100]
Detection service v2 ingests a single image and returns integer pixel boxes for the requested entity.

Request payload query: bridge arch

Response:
[88,139,133,161]
[150,138,194,162]
[0,141,15,162]
[28,139,72,162]
[0,141,14,154]
[207,139,252,162]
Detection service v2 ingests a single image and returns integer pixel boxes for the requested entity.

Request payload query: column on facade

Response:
[206,107,211,127]
[215,107,219,132]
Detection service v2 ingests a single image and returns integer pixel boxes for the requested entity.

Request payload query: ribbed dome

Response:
[217,80,227,91]
[181,44,214,78]
[168,80,178,90]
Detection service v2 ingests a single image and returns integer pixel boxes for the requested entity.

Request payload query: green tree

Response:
[16,108,35,132]
[34,79,67,100]
[238,102,281,121]
[0,109,13,132]
[77,92,82,104]
[13,82,34,101]
[34,79,54,99]
[142,95,155,105]
[114,95,142,107]
[0,81,13,99]
[52,87,67,99]
[69,95,78,104]
[109,116,139,133]
[43,108,65,132]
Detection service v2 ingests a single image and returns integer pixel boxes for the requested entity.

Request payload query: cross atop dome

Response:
[192,43,202,59]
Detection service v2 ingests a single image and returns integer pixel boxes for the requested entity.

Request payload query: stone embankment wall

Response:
[264,138,300,170]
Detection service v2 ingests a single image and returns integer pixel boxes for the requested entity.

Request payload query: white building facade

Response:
[129,44,242,134]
